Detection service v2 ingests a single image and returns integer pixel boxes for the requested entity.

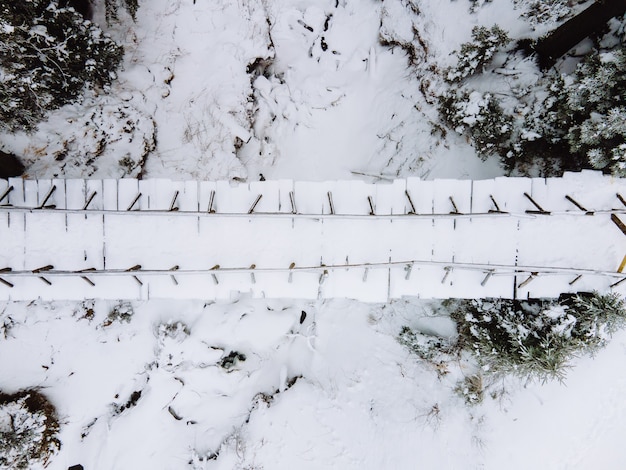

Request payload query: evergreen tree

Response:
[452,292,626,382]
[516,46,626,175]
[446,25,509,82]
[0,0,123,132]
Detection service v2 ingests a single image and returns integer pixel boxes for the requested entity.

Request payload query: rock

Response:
[0,151,25,178]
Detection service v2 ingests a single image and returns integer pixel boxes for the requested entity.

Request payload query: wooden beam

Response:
[524,192,549,214]
[534,0,626,70]
[618,254,626,274]
[405,190,417,214]
[611,214,626,237]
[248,194,262,214]
[0,185,13,204]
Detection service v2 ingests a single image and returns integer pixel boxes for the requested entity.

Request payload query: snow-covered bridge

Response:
[1,171,626,301]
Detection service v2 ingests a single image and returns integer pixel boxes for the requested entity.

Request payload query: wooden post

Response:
[33,265,54,273]
[319,269,329,285]
[489,194,502,213]
[170,265,179,285]
[565,195,590,213]
[78,268,96,287]
[405,190,417,214]
[289,191,297,214]
[449,196,460,214]
[38,185,56,209]
[518,273,537,289]
[368,196,375,216]
[0,185,13,204]
[404,263,412,280]
[363,267,369,282]
[441,267,452,284]
[617,193,626,208]
[611,214,626,236]
[249,264,256,284]
[0,277,13,288]
[569,274,582,286]
[288,262,295,283]
[618,254,626,273]
[523,193,549,214]
[208,190,216,213]
[248,194,262,214]
[127,193,142,211]
[169,191,180,212]
[480,271,494,287]
[327,192,335,215]
[610,277,626,289]
[210,264,220,285]
[83,191,97,210]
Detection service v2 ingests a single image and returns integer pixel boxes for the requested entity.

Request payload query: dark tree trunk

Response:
[0,151,25,178]
[534,0,626,69]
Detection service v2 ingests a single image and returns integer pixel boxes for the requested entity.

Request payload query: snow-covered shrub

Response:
[0,390,60,469]
[561,292,626,353]
[0,1,123,131]
[452,293,626,382]
[157,321,190,342]
[105,0,139,22]
[515,46,626,175]
[515,0,571,26]
[446,25,509,82]
[455,374,484,405]
[21,98,156,178]
[469,0,492,14]
[102,302,134,326]
[439,90,513,158]
[397,326,451,360]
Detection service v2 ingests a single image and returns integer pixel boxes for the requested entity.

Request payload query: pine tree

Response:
[452,292,626,382]
[516,45,626,175]
[446,25,510,82]
[0,1,123,132]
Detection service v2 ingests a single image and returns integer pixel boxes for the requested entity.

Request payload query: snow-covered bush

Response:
[446,25,509,82]
[397,326,451,360]
[102,302,134,326]
[455,374,483,405]
[439,90,513,158]
[561,292,626,352]
[515,0,571,26]
[452,292,626,382]
[105,0,139,22]
[515,46,626,175]
[0,390,60,469]
[0,1,123,131]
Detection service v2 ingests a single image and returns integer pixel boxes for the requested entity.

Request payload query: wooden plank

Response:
[611,214,626,236]
[618,254,626,274]
[534,0,626,69]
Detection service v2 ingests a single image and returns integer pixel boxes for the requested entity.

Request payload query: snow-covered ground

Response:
[2,0,626,469]
[2,298,626,470]
[1,0,555,181]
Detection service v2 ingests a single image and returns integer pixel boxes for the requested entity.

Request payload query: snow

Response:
[2,173,626,301]
[1,298,625,469]
[2,0,626,469]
